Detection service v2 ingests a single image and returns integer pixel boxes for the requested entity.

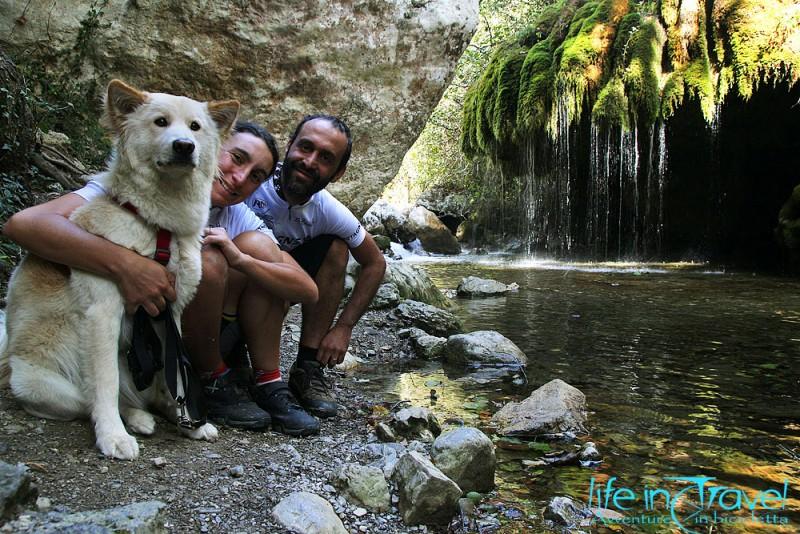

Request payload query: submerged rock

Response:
[393,300,462,337]
[3,501,166,533]
[0,462,37,521]
[456,276,519,297]
[492,379,587,438]
[391,451,462,526]
[272,492,347,534]
[406,206,461,255]
[332,464,391,512]
[543,496,593,529]
[445,330,527,368]
[431,427,495,493]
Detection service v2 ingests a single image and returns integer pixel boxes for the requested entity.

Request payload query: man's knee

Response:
[200,246,229,287]
[324,238,349,273]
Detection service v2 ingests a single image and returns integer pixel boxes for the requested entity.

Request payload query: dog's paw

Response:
[182,422,219,442]
[96,431,140,460]
[123,408,157,435]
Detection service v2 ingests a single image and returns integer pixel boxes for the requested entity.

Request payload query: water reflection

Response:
[369,258,800,532]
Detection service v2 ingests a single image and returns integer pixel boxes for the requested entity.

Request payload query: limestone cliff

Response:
[0,0,478,216]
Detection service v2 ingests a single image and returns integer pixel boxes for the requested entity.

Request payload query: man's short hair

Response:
[233,120,279,177]
[288,114,353,173]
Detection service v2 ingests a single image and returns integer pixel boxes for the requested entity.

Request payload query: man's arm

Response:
[317,234,386,365]
[2,193,176,316]
[203,228,319,305]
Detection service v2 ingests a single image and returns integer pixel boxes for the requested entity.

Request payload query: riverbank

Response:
[0,306,449,533]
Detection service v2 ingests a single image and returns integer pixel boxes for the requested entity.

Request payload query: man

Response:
[244,115,387,418]
[3,121,322,435]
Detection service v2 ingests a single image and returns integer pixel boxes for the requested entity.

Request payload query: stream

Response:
[363,255,800,532]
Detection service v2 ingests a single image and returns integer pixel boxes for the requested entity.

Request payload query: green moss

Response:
[621,19,663,125]
[592,76,630,129]
[516,37,556,132]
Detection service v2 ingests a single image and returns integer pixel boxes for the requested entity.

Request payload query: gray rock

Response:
[375,422,398,443]
[391,451,461,525]
[363,199,416,243]
[384,263,451,309]
[406,206,460,255]
[0,462,37,521]
[272,492,347,534]
[411,334,447,359]
[544,496,593,528]
[332,464,391,512]
[444,331,527,368]
[369,283,402,310]
[393,300,462,337]
[364,442,406,478]
[431,427,495,493]
[3,501,166,533]
[391,406,441,442]
[344,274,356,297]
[456,276,518,297]
[1,3,479,217]
[492,379,588,438]
[398,327,428,340]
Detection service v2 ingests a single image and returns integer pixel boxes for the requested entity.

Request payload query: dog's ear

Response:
[207,100,240,137]
[103,80,148,132]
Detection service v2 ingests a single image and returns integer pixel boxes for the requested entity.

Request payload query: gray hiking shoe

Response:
[202,372,270,430]
[288,360,339,419]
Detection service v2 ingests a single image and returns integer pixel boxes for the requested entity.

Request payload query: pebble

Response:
[99,466,109,474]
[36,497,51,511]
[152,457,167,468]
[353,507,368,517]
[229,465,244,478]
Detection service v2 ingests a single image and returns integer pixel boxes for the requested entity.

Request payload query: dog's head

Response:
[102,80,239,179]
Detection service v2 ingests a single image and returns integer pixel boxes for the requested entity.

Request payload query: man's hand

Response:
[203,227,246,268]
[317,323,353,367]
[115,250,176,316]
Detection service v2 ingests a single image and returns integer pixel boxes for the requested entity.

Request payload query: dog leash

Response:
[118,199,207,429]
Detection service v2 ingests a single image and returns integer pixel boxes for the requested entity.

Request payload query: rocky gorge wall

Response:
[0,0,478,216]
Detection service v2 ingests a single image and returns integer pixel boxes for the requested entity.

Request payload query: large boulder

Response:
[0,1,479,217]
[457,276,519,297]
[384,262,451,308]
[394,300,462,337]
[431,427,495,493]
[272,492,347,534]
[362,199,416,243]
[391,451,462,526]
[445,331,527,368]
[406,206,461,254]
[492,379,588,438]
[332,464,391,512]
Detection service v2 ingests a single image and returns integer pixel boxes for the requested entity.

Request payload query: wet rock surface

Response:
[430,427,495,493]
[444,330,527,368]
[492,378,588,438]
[456,276,519,297]
[393,300,462,337]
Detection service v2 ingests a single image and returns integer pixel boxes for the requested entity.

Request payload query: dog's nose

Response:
[172,139,195,156]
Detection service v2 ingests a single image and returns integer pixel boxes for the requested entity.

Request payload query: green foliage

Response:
[6,0,111,167]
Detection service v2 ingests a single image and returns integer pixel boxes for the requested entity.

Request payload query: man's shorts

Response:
[289,234,340,279]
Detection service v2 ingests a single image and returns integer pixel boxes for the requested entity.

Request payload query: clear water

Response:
[364,256,800,532]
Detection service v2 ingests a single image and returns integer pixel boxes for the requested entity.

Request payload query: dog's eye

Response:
[190,121,201,131]
[154,117,168,127]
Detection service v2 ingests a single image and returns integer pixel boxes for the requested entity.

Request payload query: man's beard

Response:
[280,158,330,199]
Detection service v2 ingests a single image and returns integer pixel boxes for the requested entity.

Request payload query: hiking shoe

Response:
[203,372,271,430]
[288,360,338,419]
[251,381,320,436]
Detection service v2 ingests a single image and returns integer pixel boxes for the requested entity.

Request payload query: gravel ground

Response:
[0,307,441,533]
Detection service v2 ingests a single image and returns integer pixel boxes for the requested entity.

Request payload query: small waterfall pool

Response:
[362,255,800,532]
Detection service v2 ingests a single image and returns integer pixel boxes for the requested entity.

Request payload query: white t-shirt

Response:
[74,179,276,242]
[245,164,366,252]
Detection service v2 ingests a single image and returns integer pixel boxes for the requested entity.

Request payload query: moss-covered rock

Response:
[462,0,800,161]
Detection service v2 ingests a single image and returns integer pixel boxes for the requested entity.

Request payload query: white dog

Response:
[0,80,239,459]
